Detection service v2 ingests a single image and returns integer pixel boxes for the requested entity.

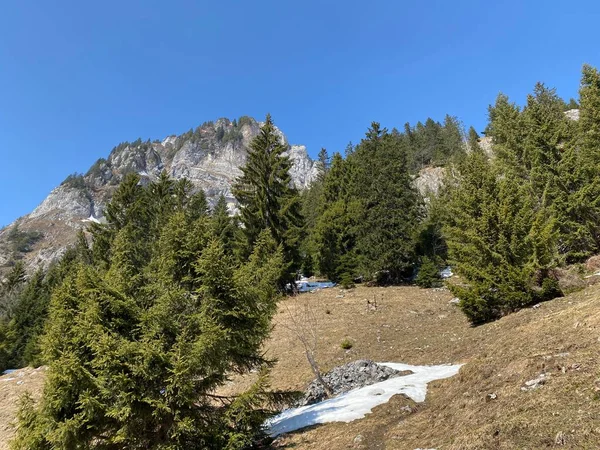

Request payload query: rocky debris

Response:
[300,360,411,406]
[521,373,549,391]
[439,267,453,279]
[552,267,587,292]
[478,136,494,158]
[556,363,581,374]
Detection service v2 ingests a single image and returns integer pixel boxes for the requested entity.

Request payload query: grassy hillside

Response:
[1,283,600,448]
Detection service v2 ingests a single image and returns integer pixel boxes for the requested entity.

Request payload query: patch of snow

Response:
[138,170,149,177]
[439,267,453,279]
[297,280,336,293]
[266,362,462,437]
[82,215,101,224]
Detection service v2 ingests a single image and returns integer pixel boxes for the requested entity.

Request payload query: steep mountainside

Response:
[0,117,318,272]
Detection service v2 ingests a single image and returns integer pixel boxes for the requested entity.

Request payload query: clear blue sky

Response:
[1,0,599,226]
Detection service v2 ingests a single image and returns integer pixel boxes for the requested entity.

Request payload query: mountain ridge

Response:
[0,116,318,272]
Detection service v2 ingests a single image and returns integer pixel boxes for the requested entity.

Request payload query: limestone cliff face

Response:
[0,117,318,272]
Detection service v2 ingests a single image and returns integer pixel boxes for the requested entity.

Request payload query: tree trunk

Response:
[306,350,333,398]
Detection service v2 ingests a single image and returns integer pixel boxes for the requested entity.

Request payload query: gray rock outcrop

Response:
[0,117,317,273]
[300,360,410,406]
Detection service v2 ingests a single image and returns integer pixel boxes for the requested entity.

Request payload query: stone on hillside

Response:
[300,359,412,406]
[521,373,549,391]
[564,109,580,121]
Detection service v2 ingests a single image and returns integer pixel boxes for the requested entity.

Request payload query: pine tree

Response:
[414,256,442,288]
[211,195,236,255]
[12,179,285,449]
[317,148,330,178]
[444,132,559,324]
[556,64,600,260]
[0,261,27,320]
[233,114,304,282]
[2,261,26,296]
[313,152,360,281]
[90,173,148,269]
[521,83,570,195]
[438,115,465,164]
[486,93,526,177]
[352,123,422,283]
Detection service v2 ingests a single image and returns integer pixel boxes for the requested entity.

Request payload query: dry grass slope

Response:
[1,284,599,449]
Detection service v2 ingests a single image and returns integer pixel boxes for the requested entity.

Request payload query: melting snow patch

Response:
[82,215,101,224]
[439,267,453,279]
[266,362,462,437]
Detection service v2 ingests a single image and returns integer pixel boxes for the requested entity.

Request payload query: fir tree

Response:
[233,114,304,282]
[211,195,236,255]
[557,65,600,259]
[12,179,286,449]
[352,123,422,282]
[313,152,360,281]
[317,148,330,178]
[444,132,559,324]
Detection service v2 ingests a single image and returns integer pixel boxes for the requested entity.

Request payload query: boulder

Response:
[300,359,412,406]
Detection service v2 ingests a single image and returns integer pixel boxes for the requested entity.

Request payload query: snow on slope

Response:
[267,362,462,437]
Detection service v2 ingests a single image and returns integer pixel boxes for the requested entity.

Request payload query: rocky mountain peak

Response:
[0,116,318,272]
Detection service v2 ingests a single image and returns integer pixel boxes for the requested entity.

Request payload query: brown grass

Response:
[0,367,46,449]
[2,283,600,449]
[267,285,600,450]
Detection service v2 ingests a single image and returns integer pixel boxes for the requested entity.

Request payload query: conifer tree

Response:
[556,64,600,260]
[444,131,559,324]
[233,114,304,282]
[486,93,526,177]
[352,123,421,282]
[211,195,236,255]
[317,148,330,178]
[313,152,360,281]
[521,83,570,195]
[12,178,286,449]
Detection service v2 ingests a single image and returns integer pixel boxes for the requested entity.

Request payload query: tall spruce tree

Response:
[313,152,360,281]
[352,123,421,283]
[556,64,600,260]
[444,128,559,324]
[12,177,286,450]
[210,195,236,256]
[233,114,304,282]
